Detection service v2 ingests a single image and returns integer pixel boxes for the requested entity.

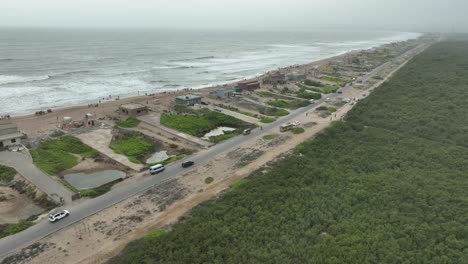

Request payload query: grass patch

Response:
[144,230,168,240]
[31,135,99,175]
[80,181,117,198]
[161,108,244,137]
[208,133,235,143]
[262,134,275,140]
[110,135,153,163]
[304,79,324,87]
[260,117,276,123]
[0,221,35,239]
[321,85,340,94]
[204,177,214,184]
[0,165,16,185]
[296,89,322,100]
[116,117,141,128]
[320,75,349,84]
[266,100,309,110]
[291,127,305,134]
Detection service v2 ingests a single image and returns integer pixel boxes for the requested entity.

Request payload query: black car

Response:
[182,161,194,168]
[201,101,208,105]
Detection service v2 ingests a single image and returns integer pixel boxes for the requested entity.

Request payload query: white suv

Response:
[49,210,70,223]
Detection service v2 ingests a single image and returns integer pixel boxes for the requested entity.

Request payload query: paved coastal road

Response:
[0,151,73,204]
[0,44,426,259]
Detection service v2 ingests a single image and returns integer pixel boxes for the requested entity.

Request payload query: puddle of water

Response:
[202,126,236,139]
[65,170,126,190]
[146,150,174,164]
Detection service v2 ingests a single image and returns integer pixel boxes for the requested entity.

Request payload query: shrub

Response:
[304,79,324,87]
[204,177,214,184]
[231,179,249,191]
[0,165,16,184]
[260,117,276,123]
[0,221,34,238]
[116,117,141,128]
[292,127,305,134]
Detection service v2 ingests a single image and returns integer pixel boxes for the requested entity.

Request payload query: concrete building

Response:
[263,72,286,85]
[237,80,260,90]
[175,94,203,106]
[286,71,307,81]
[119,103,149,116]
[0,122,25,148]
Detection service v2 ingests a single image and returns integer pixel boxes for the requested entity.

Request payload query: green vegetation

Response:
[208,133,235,143]
[149,154,187,167]
[321,85,339,94]
[0,221,34,239]
[262,135,275,140]
[257,91,291,100]
[304,79,324,87]
[116,117,141,128]
[161,108,244,137]
[31,135,98,175]
[291,127,305,134]
[262,107,289,117]
[110,41,468,264]
[231,179,249,191]
[266,99,309,110]
[110,135,153,163]
[260,117,276,123]
[80,181,117,198]
[204,177,214,184]
[296,89,322,100]
[320,75,349,84]
[144,230,168,240]
[0,165,16,184]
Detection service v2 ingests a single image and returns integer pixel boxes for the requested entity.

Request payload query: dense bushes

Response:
[31,135,98,175]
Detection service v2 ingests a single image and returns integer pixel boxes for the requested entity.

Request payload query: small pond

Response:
[65,170,126,190]
[202,126,236,139]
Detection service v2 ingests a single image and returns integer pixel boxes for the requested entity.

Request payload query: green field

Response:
[110,135,154,163]
[320,75,349,84]
[266,99,309,109]
[31,135,98,175]
[110,41,468,264]
[161,108,245,137]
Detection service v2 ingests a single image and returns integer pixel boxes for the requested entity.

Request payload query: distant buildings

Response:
[263,72,286,85]
[286,71,307,81]
[319,63,337,75]
[175,94,203,106]
[119,103,149,116]
[0,122,25,148]
[237,80,261,90]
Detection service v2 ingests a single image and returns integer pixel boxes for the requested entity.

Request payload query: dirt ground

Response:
[0,175,45,225]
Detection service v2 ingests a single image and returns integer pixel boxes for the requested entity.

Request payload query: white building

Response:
[0,122,25,148]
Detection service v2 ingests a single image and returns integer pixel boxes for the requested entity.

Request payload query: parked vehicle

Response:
[243,128,251,135]
[182,161,194,168]
[49,210,70,223]
[201,101,208,105]
[149,164,165,174]
[280,122,295,132]
[293,121,300,126]
[309,99,315,104]
[325,97,331,102]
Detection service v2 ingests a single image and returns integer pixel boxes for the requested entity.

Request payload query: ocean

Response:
[0,28,421,115]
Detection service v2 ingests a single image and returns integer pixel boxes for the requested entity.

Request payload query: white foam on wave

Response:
[0,75,50,85]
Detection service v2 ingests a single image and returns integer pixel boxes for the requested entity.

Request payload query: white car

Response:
[49,210,70,223]
[325,97,331,102]
[293,121,300,126]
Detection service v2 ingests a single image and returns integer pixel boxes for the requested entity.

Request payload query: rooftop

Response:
[119,103,147,110]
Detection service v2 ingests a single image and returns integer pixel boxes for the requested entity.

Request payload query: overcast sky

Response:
[1,0,467,32]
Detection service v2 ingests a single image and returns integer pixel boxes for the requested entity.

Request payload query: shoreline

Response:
[6,37,412,138]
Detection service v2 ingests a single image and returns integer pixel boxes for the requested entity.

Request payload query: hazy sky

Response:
[1,0,467,32]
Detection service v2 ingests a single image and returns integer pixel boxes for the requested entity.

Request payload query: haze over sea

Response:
[0,29,420,115]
